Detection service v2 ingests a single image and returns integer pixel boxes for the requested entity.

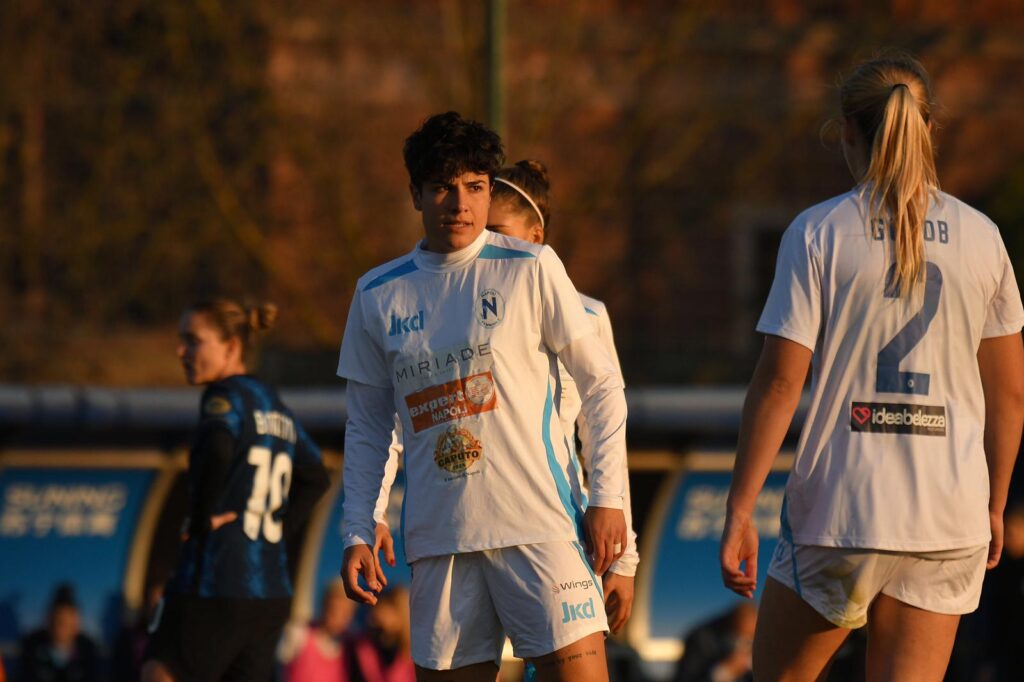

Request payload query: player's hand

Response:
[342,544,382,605]
[583,506,626,575]
[987,510,1004,569]
[373,522,396,588]
[720,512,758,598]
[210,511,237,532]
[603,572,634,634]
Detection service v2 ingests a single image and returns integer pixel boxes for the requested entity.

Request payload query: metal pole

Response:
[485,0,506,138]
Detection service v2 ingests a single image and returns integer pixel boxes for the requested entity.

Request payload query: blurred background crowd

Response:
[8,503,1024,682]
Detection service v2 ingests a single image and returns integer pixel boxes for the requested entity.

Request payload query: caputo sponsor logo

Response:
[433,425,484,475]
[850,401,946,437]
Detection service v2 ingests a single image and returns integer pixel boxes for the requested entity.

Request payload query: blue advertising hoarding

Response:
[0,463,158,647]
[630,452,791,663]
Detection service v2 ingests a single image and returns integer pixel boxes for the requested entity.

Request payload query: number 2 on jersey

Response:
[876,261,943,395]
[244,446,293,543]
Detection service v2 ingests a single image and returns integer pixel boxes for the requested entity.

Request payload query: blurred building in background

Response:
[0,1,1022,386]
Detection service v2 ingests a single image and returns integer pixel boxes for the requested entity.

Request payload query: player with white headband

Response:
[721,53,1024,680]
[488,160,639,633]
[338,112,628,681]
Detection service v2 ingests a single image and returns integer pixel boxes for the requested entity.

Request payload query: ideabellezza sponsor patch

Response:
[405,371,498,433]
[850,401,947,437]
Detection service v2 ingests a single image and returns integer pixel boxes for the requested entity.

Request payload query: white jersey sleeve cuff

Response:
[588,493,624,510]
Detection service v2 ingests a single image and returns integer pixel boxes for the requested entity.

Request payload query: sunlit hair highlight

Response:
[492,159,552,232]
[403,111,504,188]
[840,53,939,297]
[188,297,278,361]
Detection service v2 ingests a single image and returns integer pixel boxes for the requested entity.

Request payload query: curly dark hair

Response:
[402,111,505,188]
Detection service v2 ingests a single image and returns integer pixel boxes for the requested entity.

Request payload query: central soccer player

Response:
[337,111,628,681]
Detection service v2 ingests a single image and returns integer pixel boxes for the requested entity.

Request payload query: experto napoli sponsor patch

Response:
[850,401,947,437]
[404,371,498,433]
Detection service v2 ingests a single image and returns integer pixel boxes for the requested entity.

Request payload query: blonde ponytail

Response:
[841,54,939,297]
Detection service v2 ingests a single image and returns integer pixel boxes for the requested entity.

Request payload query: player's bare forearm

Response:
[727,336,810,518]
[978,334,1024,515]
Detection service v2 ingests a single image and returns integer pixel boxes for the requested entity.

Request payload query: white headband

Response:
[494,177,545,229]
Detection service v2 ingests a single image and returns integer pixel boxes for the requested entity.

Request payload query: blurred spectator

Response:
[606,632,648,682]
[112,581,165,682]
[672,603,756,682]
[16,584,99,682]
[278,579,358,682]
[975,503,1024,681]
[354,586,415,682]
[279,582,415,682]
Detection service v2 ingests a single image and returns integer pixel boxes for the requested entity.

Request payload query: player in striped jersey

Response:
[338,113,628,681]
[720,54,1024,680]
[144,299,330,682]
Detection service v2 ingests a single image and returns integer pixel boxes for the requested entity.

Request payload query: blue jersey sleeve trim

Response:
[542,383,585,541]
[573,541,604,601]
[363,259,419,291]
[584,307,598,316]
[478,244,537,260]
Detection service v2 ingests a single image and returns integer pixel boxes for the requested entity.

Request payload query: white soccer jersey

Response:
[374,293,640,575]
[557,294,639,577]
[759,189,1024,551]
[338,230,627,563]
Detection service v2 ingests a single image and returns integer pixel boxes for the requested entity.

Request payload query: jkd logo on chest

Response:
[560,598,596,623]
[389,310,425,336]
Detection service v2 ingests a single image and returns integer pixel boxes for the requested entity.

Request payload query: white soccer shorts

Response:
[768,535,988,629]
[409,540,608,670]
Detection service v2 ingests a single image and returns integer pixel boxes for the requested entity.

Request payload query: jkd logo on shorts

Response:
[388,310,425,336]
[405,372,498,433]
[476,289,505,328]
[850,401,946,437]
[560,598,596,623]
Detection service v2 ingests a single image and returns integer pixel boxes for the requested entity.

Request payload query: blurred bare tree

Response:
[0,0,1022,384]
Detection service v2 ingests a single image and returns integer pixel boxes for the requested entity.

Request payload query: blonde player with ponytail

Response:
[720,53,1024,680]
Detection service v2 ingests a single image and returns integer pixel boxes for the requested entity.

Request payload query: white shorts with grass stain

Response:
[767,536,987,629]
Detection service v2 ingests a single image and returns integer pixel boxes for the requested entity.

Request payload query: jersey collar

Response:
[412,228,490,273]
